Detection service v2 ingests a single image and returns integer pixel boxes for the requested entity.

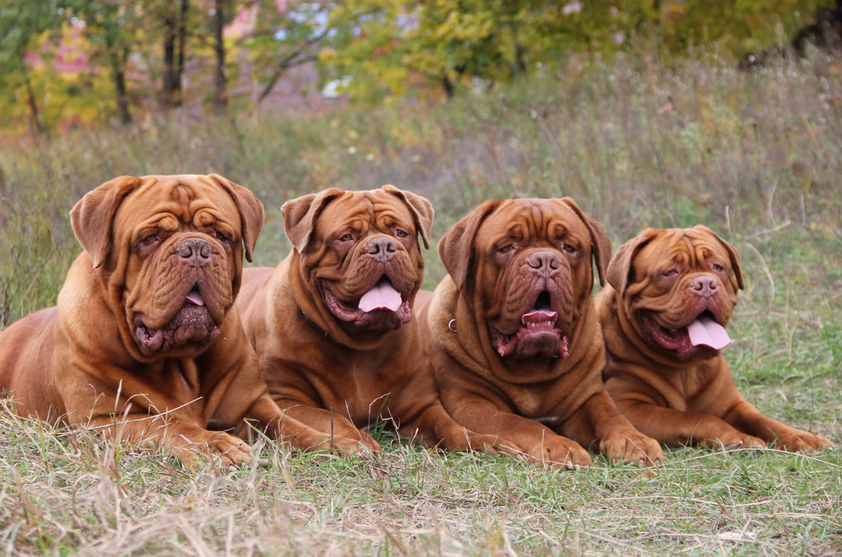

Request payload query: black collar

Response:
[299,309,342,346]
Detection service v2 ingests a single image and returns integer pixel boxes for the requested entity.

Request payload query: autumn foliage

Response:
[0,0,838,133]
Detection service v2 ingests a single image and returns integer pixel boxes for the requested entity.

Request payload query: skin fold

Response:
[237,186,501,455]
[596,226,835,451]
[0,174,322,467]
[418,198,664,469]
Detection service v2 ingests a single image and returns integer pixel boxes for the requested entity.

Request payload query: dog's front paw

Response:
[704,431,766,450]
[175,430,253,469]
[525,435,592,470]
[307,432,381,455]
[600,428,664,466]
[773,428,835,451]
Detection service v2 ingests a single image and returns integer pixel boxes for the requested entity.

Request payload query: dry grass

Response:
[1,402,839,556]
[1,47,841,555]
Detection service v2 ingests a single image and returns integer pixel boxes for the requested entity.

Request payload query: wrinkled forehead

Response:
[478,199,588,243]
[317,190,414,234]
[117,175,239,228]
[638,229,727,268]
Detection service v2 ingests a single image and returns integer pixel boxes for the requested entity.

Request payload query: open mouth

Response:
[643,309,731,354]
[321,276,411,330]
[185,283,205,306]
[132,283,219,356]
[686,311,730,349]
[492,290,569,359]
[358,276,403,312]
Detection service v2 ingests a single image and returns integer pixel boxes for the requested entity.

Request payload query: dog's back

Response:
[0,306,63,421]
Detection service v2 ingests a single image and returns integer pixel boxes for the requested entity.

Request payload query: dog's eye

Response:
[339,233,353,242]
[712,264,725,272]
[562,243,577,253]
[215,231,232,244]
[499,244,513,254]
[663,269,678,276]
[395,229,408,238]
[137,234,158,249]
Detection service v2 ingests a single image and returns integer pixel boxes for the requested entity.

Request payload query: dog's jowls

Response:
[419,197,664,468]
[237,186,502,455]
[0,174,323,466]
[596,225,834,451]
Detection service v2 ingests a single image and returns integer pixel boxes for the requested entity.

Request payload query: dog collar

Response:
[299,309,342,346]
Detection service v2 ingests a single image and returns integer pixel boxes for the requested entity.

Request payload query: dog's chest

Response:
[313,356,403,421]
[510,386,554,417]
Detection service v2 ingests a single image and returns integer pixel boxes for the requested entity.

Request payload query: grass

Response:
[2,409,840,555]
[1,46,841,554]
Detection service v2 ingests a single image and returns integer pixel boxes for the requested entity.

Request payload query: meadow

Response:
[0,49,840,555]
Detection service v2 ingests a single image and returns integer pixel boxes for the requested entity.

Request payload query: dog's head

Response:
[71,174,263,361]
[283,185,433,338]
[606,226,744,361]
[439,198,610,362]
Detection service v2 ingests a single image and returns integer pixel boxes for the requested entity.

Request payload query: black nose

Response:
[176,238,212,266]
[691,275,719,297]
[526,251,561,271]
[366,237,397,263]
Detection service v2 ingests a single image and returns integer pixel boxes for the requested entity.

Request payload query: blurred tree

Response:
[793,1,842,50]
[655,0,835,56]
[64,0,147,125]
[1,0,840,131]
[0,0,61,133]
[157,0,190,107]
[321,0,635,100]
[211,0,229,111]
[169,0,236,111]
[319,0,839,101]
[402,0,547,96]
[240,0,334,104]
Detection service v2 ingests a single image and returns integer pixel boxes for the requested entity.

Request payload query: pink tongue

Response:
[521,310,558,325]
[358,281,402,312]
[687,316,730,350]
[185,290,205,306]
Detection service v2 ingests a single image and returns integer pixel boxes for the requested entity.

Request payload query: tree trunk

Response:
[514,43,528,77]
[442,75,455,99]
[163,3,177,107]
[111,49,132,125]
[213,0,227,112]
[19,50,44,134]
[176,0,188,106]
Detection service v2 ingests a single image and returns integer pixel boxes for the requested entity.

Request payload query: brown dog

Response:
[237,186,500,454]
[0,174,328,466]
[418,198,663,468]
[596,225,835,451]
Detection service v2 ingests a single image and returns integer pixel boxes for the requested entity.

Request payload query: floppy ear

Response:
[382,185,434,249]
[70,175,142,268]
[282,188,344,253]
[207,174,264,263]
[692,225,744,290]
[558,198,612,287]
[606,229,661,296]
[438,200,502,290]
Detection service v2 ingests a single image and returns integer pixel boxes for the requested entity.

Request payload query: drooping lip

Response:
[640,309,728,356]
[131,284,220,356]
[490,291,569,359]
[320,277,411,329]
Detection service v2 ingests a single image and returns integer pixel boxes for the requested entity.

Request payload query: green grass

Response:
[1,409,840,555]
[1,47,841,554]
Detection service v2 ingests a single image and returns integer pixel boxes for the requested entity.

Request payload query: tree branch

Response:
[257,28,331,103]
